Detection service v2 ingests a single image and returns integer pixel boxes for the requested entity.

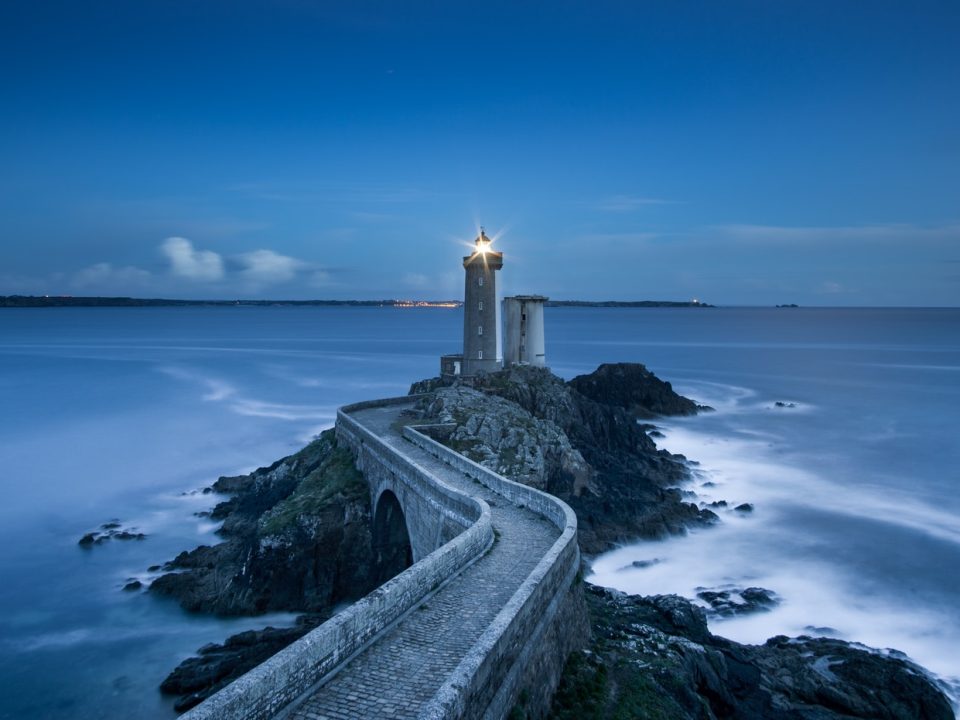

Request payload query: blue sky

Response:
[1,1,958,305]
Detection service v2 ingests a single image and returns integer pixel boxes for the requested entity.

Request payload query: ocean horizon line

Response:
[2,295,957,310]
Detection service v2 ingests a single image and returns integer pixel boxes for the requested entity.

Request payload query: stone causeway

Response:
[180,396,581,720]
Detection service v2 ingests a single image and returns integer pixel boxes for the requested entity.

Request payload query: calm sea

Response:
[0,306,957,717]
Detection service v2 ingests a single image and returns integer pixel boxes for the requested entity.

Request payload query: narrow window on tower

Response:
[478,276,484,287]
[478,350,483,360]
[478,325,483,336]
[478,300,483,311]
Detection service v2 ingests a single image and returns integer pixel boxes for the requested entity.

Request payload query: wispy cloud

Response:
[403,272,429,288]
[816,280,851,295]
[71,263,151,289]
[228,182,441,205]
[576,232,661,245]
[238,249,305,286]
[161,237,224,281]
[594,195,679,212]
[715,223,960,245]
[309,270,334,287]
[156,237,338,290]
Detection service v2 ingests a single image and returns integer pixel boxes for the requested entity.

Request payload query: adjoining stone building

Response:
[502,295,547,368]
[440,229,547,378]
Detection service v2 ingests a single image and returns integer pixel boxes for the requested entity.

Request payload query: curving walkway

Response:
[286,402,560,720]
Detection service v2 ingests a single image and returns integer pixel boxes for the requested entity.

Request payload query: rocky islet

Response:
[144,363,953,716]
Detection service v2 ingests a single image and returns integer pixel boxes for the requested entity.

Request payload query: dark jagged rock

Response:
[122,580,142,592]
[77,522,146,546]
[114,531,146,540]
[152,430,380,710]
[805,625,841,636]
[569,362,707,418]
[775,401,797,408]
[696,586,780,617]
[150,430,377,616]
[548,585,954,720]
[631,559,661,569]
[413,366,714,554]
[735,502,754,513]
[153,362,952,718]
[161,615,327,712]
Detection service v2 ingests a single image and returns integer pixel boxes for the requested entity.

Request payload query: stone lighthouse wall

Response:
[462,254,503,375]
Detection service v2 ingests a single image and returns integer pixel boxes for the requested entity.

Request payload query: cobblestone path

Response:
[288,403,559,720]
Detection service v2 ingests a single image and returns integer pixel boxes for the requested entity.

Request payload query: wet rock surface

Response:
[547,585,954,720]
[152,430,378,710]
[152,363,954,718]
[161,615,328,713]
[696,586,780,618]
[412,364,715,553]
[78,520,146,546]
[568,362,708,418]
[150,429,376,616]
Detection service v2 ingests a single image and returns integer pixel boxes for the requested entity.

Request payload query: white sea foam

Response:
[158,364,339,422]
[16,629,95,651]
[195,520,222,535]
[228,398,337,422]
[11,612,301,653]
[297,422,336,444]
[157,365,238,401]
[660,422,960,546]
[674,378,817,416]
[859,363,960,372]
[590,380,960,710]
[261,365,404,392]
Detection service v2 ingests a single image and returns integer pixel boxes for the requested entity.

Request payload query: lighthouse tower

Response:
[461,229,503,375]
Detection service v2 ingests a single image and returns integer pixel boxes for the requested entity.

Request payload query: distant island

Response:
[545,300,713,308]
[0,295,713,309]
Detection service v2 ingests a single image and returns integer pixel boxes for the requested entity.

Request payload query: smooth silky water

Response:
[0,306,957,717]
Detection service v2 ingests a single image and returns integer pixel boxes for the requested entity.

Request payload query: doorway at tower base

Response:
[440,353,464,378]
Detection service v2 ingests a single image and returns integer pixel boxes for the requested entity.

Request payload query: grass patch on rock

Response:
[258,430,366,537]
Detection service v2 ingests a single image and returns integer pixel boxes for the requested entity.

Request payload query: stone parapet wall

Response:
[403,425,584,720]
[181,399,493,720]
[180,396,584,720]
[337,400,481,559]
[402,424,575,537]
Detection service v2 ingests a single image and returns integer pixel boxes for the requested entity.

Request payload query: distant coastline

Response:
[0,295,713,309]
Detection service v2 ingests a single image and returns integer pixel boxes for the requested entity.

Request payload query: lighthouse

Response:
[439,228,546,379]
[460,229,503,375]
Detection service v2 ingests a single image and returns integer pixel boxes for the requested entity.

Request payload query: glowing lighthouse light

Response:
[475,227,493,254]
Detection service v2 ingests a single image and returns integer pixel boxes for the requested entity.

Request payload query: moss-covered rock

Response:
[154,429,380,710]
[548,585,954,720]
[151,429,376,616]
[258,440,366,537]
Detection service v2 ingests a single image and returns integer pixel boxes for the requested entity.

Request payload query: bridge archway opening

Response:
[372,489,413,585]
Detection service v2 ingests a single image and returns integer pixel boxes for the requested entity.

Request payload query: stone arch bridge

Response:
[181,395,584,720]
